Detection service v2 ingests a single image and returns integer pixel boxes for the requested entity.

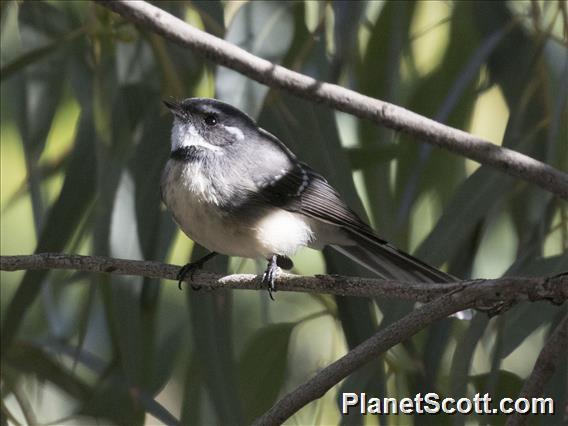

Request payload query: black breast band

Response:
[170,146,203,162]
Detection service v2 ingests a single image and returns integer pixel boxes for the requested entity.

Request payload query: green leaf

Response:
[16,0,70,153]
[467,371,524,426]
[79,374,146,426]
[471,369,524,399]
[345,145,399,170]
[238,323,295,423]
[420,320,455,392]
[449,314,490,397]
[18,1,71,37]
[216,1,295,117]
[356,1,416,238]
[1,26,86,82]
[191,0,225,37]
[26,339,179,426]
[106,166,165,402]
[1,145,70,214]
[394,1,479,244]
[329,2,365,82]
[185,244,242,424]
[473,2,556,281]
[498,254,568,359]
[131,111,173,263]
[188,277,243,425]
[415,166,515,268]
[474,244,566,400]
[180,356,203,426]
[133,390,180,426]
[545,313,568,426]
[148,324,183,394]
[129,99,177,393]
[5,342,91,400]
[1,111,97,356]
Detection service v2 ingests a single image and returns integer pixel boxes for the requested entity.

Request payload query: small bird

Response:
[161,97,457,299]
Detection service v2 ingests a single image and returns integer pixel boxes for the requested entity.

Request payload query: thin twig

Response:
[93,0,568,200]
[252,280,567,425]
[2,253,566,424]
[1,253,567,304]
[505,313,568,426]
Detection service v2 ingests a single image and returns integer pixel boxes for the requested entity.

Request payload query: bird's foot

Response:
[177,252,218,290]
[262,255,280,301]
[176,263,202,291]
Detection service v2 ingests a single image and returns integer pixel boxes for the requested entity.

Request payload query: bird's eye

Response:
[204,114,217,126]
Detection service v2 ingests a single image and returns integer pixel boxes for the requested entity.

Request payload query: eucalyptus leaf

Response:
[449,315,490,398]
[394,1,478,241]
[18,1,71,37]
[345,145,399,170]
[356,1,416,239]
[470,370,524,401]
[329,1,365,82]
[104,123,145,393]
[1,111,97,355]
[79,373,146,426]
[473,1,555,277]
[17,0,69,152]
[149,324,183,394]
[415,167,515,269]
[1,146,70,214]
[238,323,295,423]
[216,1,295,117]
[188,245,243,425]
[545,313,568,426]
[5,342,91,400]
[498,253,568,359]
[180,356,203,426]
[131,104,176,379]
[24,339,177,425]
[192,0,225,37]
[0,2,564,424]
[1,32,73,81]
[131,111,173,262]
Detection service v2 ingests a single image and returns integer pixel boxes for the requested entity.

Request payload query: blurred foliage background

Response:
[1,0,567,425]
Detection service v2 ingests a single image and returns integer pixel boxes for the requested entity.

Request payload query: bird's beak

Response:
[163,99,185,119]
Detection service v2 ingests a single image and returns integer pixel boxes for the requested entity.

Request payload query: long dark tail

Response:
[332,233,471,319]
[332,234,456,283]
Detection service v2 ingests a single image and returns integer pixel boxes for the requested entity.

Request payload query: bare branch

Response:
[505,313,568,426]
[1,254,566,304]
[252,278,567,425]
[1,253,566,423]
[93,0,568,200]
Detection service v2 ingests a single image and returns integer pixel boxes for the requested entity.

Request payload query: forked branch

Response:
[1,253,566,424]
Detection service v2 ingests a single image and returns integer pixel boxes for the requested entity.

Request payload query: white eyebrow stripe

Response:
[172,121,223,153]
[223,125,245,141]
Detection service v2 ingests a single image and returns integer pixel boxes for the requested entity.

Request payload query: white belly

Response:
[252,209,314,257]
[161,160,316,259]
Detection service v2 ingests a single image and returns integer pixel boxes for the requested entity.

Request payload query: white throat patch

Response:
[171,120,223,153]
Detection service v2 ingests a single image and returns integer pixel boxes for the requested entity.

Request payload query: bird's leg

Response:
[262,254,280,301]
[177,251,218,290]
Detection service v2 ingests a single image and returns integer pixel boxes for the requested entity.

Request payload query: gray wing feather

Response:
[256,162,457,284]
